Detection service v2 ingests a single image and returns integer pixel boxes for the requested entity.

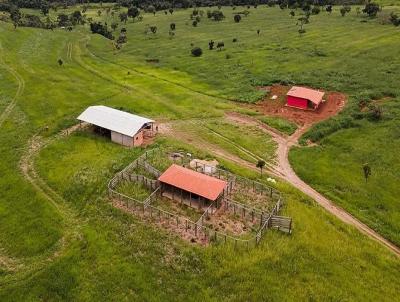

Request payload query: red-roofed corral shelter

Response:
[286,86,325,110]
[158,164,228,209]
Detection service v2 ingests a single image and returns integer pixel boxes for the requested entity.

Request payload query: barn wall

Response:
[111,131,134,147]
[133,130,144,147]
[287,96,308,109]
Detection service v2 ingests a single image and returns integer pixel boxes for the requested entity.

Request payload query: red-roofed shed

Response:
[158,164,227,208]
[286,86,325,110]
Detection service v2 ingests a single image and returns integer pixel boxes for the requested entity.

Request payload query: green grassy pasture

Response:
[1,4,400,300]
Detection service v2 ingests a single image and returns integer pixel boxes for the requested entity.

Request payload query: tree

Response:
[71,11,84,25]
[127,6,140,21]
[390,12,400,26]
[147,5,156,15]
[191,47,202,57]
[362,163,371,183]
[297,16,309,35]
[256,160,266,176]
[41,3,49,16]
[119,12,128,24]
[58,58,63,66]
[363,2,380,17]
[150,26,157,34]
[10,8,21,29]
[311,6,320,15]
[57,13,69,27]
[170,23,176,30]
[340,7,347,16]
[209,40,214,50]
[234,14,241,23]
[210,10,225,21]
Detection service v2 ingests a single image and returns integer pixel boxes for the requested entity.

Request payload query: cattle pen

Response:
[108,148,292,248]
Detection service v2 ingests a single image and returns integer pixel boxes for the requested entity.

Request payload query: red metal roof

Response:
[287,86,325,105]
[158,164,227,201]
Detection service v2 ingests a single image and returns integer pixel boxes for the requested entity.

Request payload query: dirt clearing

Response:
[252,85,346,126]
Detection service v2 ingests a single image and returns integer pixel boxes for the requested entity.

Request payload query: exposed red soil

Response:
[252,85,346,126]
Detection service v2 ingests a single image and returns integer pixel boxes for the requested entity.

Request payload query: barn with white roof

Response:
[77,106,157,147]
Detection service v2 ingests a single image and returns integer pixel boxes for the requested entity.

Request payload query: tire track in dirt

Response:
[0,124,84,286]
[0,47,25,128]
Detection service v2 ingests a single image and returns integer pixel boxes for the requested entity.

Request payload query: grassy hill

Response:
[0,5,400,301]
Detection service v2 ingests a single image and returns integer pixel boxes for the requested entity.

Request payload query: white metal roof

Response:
[77,106,154,137]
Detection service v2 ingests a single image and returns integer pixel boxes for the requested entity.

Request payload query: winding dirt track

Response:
[224,112,400,257]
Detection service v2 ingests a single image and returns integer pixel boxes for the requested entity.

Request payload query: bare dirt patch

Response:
[251,85,346,126]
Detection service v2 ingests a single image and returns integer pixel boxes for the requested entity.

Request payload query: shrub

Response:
[191,47,202,57]
[311,6,320,15]
[363,2,380,18]
[210,10,225,21]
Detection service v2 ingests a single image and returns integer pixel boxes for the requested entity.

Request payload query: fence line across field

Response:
[108,148,291,248]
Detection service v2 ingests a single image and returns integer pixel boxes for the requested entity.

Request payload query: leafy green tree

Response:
[256,160,266,176]
[57,13,70,27]
[119,12,128,24]
[10,8,21,29]
[311,6,320,15]
[363,2,380,17]
[41,3,49,16]
[127,6,140,21]
[150,25,157,34]
[211,10,225,21]
[147,5,156,15]
[340,6,347,16]
[390,12,400,26]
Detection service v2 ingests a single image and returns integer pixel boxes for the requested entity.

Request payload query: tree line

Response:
[2,0,366,11]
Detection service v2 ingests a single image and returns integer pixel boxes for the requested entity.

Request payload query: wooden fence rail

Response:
[107,148,291,249]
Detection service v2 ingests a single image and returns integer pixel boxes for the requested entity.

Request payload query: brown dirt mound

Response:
[251,85,346,126]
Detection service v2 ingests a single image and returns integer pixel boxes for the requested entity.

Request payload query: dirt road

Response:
[225,112,400,257]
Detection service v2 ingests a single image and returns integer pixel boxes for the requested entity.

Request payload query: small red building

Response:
[286,86,325,110]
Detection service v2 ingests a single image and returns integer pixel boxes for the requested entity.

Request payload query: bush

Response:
[363,2,380,18]
[311,6,320,15]
[210,10,225,21]
[191,47,202,57]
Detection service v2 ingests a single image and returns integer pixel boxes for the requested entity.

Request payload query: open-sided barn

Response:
[158,164,228,208]
[286,86,325,110]
[77,105,156,147]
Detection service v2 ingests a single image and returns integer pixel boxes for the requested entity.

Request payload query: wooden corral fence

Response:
[108,148,292,249]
